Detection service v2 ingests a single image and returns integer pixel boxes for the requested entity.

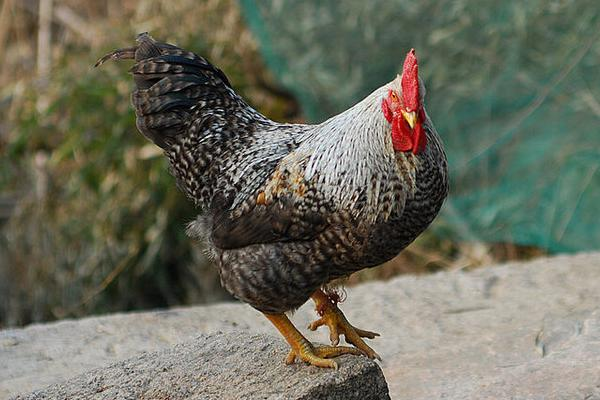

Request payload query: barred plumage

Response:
[98,33,448,315]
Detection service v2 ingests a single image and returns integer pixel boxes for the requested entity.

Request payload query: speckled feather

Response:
[99,34,449,313]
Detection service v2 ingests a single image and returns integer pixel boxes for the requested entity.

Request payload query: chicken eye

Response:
[391,91,398,101]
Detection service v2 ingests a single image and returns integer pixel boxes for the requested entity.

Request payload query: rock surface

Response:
[12,332,389,400]
[2,252,600,399]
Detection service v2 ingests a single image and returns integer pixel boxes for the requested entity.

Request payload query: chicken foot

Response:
[264,313,362,369]
[308,289,381,360]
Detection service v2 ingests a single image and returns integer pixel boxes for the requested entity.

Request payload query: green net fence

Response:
[240,0,600,253]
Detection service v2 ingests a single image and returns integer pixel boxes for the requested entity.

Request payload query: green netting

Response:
[240,0,600,253]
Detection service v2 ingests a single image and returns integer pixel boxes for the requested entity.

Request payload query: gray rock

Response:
[2,252,600,399]
[12,332,389,400]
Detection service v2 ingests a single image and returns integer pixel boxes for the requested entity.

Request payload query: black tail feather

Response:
[95,33,236,149]
[94,47,136,67]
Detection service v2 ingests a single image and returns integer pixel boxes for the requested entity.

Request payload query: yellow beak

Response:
[401,110,417,129]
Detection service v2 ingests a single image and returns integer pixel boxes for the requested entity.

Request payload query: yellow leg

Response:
[308,289,381,360]
[264,312,363,369]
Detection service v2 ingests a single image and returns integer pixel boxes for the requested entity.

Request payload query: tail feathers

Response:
[94,47,136,67]
[96,33,235,148]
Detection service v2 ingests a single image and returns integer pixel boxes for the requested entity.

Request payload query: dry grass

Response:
[0,0,299,328]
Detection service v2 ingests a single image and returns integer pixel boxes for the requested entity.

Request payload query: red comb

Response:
[401,48,419,111]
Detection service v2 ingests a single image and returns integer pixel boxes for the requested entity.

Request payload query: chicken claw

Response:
[309,289,382,360]
[264,312,363,369]
[285,344,363,369]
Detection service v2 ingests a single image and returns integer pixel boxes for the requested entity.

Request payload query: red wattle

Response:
[412,123,425,154]
[392,116,413,152]
[411,108,427,154]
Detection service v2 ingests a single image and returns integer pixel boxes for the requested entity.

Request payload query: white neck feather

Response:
[299,83,408,219]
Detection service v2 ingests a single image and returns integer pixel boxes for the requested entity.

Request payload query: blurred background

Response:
[1,0,598,328]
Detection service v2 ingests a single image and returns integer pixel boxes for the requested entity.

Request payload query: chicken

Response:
[97,33,449,369]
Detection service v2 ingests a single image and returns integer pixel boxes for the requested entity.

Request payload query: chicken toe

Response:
[309,289,382,361]
[264,312,363,369]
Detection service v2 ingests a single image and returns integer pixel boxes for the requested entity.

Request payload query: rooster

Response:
[97,33,449,369]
